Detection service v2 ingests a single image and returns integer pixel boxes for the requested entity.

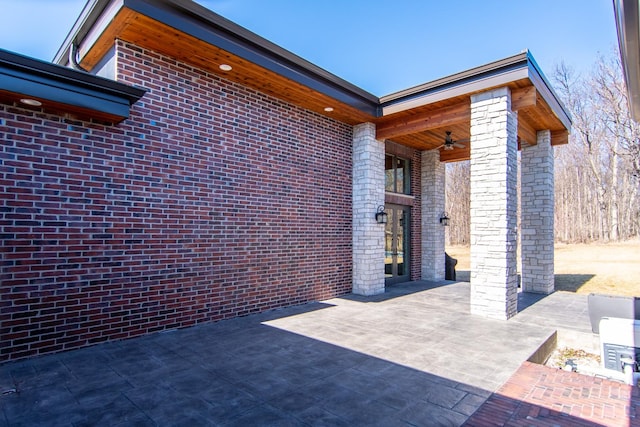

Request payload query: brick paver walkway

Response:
[465,361,640,426]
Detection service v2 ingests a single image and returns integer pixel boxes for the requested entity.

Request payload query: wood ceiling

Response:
[75,2,570,163]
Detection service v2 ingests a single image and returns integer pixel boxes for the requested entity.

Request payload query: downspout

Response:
[68,43,88,72]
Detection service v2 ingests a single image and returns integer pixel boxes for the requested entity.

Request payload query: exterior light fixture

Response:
[219,64,233,71]
[20,98,42,107]
[324,107,334,112]
[439,212,450,226]
[375,205,388,224]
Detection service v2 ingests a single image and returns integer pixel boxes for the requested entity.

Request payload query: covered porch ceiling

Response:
[55,0,571,163]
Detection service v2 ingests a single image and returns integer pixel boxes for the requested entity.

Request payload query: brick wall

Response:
[0,40,353,361]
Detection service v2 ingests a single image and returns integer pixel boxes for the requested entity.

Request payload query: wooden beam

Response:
[518,118,538,146]
[511,86,537,111]
[551,130,569,146]
[376,102,470,140]
[439,146,470,163]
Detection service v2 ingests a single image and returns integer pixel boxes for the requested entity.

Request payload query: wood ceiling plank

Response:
[551,130,569,146]
[81,9,375,126]
[511,86,537,111]
[439,146,470,162]
[376,101,470,140]
[518,118,538,146]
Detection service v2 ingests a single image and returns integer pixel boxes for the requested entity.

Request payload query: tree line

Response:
[445,49,640,244]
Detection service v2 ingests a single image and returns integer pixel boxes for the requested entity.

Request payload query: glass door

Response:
[384,204,410,284]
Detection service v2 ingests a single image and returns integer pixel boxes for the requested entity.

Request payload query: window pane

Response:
[385,155,395,192]
[396,158,405,193]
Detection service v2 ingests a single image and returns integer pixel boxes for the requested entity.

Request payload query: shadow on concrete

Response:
[554,273,596,293]
[517,292,548,312]
[0,299,620,426]
[445,272,597,296]
[339,280,458,304]
[456,270,471,282]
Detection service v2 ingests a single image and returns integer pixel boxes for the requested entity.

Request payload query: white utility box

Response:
[599,317,640,373]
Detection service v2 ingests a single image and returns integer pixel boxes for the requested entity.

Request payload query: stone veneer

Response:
[421,149,445,280]
[352,123,386,295]
[521,130,555,293]
[469,87,518,320]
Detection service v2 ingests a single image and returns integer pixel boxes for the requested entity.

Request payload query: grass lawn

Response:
[446,240,640,297]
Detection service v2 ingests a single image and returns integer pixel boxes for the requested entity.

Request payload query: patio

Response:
[1,280,628,426]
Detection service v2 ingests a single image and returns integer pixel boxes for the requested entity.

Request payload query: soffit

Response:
[0,48,146,123]
[69,1,379,126]
[61,1,571,163]
[374,53,572,162]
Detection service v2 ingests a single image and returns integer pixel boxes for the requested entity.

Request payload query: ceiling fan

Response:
[437,131,468,150]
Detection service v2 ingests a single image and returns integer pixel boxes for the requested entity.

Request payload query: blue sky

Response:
[0,0,618,95]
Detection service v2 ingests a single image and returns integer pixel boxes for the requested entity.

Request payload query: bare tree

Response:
[446,49,640,245]
[445,161,470,245]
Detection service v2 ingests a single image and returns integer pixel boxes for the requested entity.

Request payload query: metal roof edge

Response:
[524,51,572,130]
[379,51,572,130]
[53,0,114,66]
[0,47,146,122]
[2,47,147,104]
[379,53,531,115]
[380,52,530,104]
[55,0,380,116]
[613,0,640,121]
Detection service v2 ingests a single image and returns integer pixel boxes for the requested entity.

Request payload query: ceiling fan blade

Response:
[453,142,466,149]
[455,138,470,144]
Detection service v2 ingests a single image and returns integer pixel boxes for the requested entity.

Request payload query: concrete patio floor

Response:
[0,280,601,426]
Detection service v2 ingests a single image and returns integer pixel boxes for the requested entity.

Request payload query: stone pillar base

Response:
[421,150,445,281]
[352,123,385,296]
[521,130,555,294]
[469,87,518,320]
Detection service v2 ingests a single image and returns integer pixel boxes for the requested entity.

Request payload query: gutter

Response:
[53,0,381,117]
[379,51,572,129]
[613,0,640,121]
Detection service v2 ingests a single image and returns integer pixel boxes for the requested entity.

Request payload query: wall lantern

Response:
[375,205,388,224]
[439,212,450,226]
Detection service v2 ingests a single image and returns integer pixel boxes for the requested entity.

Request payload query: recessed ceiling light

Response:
[219,64,233,71]
[20,98,42,107]
[324,107,334,112]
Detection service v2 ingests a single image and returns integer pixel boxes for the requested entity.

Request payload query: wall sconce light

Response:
[439,212,450,226]
[375,205,388,224]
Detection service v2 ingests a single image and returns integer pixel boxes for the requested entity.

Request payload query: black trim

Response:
[55,0,380,117]
[0,48,146,122]
[379,53,530,108]
[614,0,640,121]
[127,0,380,115]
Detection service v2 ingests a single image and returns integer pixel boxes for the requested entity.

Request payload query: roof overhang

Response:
[54,0,380,124]
[0,48,146,123]
[374,52,572,161]
[613,0,640,121]
[52,0,571,162]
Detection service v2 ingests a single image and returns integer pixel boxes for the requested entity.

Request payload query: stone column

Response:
[352,122,385,296]
[421,149,446,280]
[469,87,518,320]
[521,130,555,294]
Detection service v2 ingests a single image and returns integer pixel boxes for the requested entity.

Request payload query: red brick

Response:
[0,40,362,361]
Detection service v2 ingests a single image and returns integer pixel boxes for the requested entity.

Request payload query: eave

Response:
[613,0,640,121]
[53,0,571,163]
[0,48,146,123]
[54,0,380,125]
[374,52,572,162]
